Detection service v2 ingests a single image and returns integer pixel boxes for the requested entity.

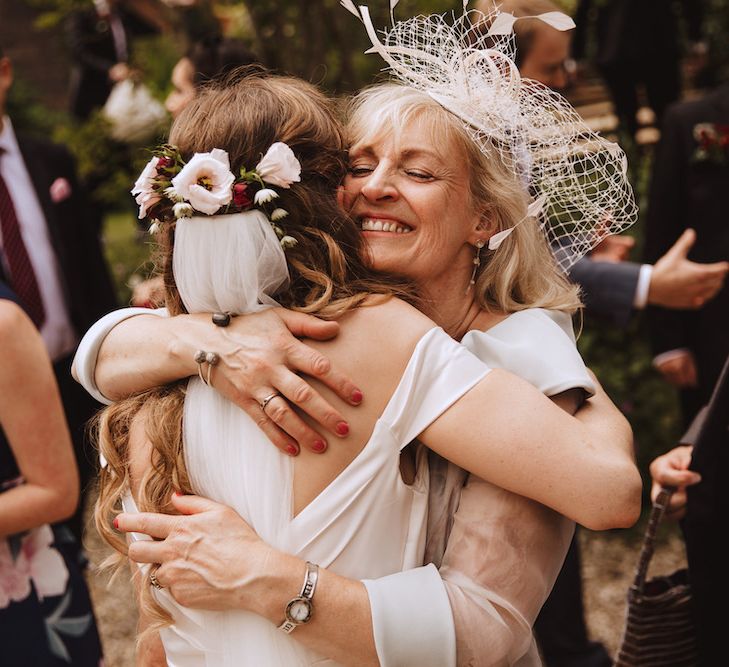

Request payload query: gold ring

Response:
[150,568,164,590]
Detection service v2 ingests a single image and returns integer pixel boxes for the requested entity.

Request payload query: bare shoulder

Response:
[0,300,32,342]
[338,296,436,351]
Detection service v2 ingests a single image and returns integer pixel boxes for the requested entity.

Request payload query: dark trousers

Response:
[535,533,611,667]
[53,352,103,545]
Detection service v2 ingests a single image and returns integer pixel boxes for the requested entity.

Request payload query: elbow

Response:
[581,462,643,531]
[50,472,81,524]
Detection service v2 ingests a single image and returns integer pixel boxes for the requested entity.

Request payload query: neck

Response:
[417,275,482,340]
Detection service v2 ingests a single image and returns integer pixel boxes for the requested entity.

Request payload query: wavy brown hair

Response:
[94,69,414,633]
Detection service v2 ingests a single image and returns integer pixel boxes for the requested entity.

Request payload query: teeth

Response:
[360,218,412,234]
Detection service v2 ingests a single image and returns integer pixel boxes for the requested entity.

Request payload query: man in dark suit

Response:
[66,0,160,119]
[644,84,729,425]
[0,45,118,540]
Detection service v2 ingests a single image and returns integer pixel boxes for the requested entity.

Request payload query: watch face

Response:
[287,598,312,623]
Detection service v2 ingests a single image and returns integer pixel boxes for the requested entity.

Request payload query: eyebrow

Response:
[349,144,443,161]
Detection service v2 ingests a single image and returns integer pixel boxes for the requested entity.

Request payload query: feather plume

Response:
[486,11,517,36]
[535,12,576,31]
[340,0,360,19]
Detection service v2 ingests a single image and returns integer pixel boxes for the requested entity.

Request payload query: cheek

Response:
[340,177,361,212]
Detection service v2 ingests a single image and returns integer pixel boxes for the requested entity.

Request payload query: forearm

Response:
[93,313,200,400]
[0,483,77,537]
[252,551,378,666]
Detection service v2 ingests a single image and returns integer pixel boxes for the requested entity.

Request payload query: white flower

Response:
[148,221,160,235]
[173,202,194,219]
[280,235,298,249]
[171,148,235,215]
[131,156,161,219]
[254,188,279,205]
[255,142,301,188]
[270,208,288,221]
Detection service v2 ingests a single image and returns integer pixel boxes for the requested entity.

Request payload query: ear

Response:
[468,212,496,247]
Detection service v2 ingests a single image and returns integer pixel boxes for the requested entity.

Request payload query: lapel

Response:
[15,135,67,266]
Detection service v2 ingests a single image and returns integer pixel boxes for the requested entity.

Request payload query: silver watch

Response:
[278,561,319,634]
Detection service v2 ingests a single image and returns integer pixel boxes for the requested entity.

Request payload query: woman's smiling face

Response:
[343,115,487,292]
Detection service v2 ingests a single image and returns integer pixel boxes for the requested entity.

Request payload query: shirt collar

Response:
[0,116,19,158]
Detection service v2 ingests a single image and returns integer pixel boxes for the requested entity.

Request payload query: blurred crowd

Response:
[0,0,727,665]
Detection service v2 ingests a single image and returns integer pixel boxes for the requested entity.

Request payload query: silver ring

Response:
[259,391,282,412]
[150,568,164,590]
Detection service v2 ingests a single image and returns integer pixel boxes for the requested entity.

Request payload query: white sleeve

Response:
[73,307,169,404]
[363,564,456,667]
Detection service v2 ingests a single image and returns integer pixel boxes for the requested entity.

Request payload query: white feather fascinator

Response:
[342,1,638,270]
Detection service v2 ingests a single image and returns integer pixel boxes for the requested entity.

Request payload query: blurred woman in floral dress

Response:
[0,281,103,665]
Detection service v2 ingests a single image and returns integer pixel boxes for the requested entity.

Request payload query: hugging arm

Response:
[72,307,362,453]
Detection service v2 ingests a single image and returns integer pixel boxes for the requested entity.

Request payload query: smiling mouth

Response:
[359,218,413,234]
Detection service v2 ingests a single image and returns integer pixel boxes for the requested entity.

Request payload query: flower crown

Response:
[131,142,302,249]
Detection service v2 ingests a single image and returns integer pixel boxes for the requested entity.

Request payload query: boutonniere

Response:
[49,177,72,203]
[692,123,729,165]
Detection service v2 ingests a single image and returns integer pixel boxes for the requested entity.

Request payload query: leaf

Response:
[55,615,93,638]
[339,0,360,18]
[487,12,517,36]
[45,626,71,663]
[536,12,576,32]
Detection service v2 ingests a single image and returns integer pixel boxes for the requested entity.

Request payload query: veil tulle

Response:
[173,209,294,542]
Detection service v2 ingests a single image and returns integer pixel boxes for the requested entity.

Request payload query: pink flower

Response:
[49,177,72,204]
[0,539,31,609]
[19,525,68,601]
[255,142,301,189]
[233,183,253,208]
[0,526,68,609]
[171,148,234,215]
[132,157,162,220]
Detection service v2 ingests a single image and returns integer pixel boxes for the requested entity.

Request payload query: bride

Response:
[93,69,640,665]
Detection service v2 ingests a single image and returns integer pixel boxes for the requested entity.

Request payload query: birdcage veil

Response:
[342,1,638,270]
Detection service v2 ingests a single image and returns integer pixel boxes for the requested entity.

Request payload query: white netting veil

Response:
[344,2,638,269]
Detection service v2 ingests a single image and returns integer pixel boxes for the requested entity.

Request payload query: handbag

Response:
[614,488,699,667]
[102,79,167,144]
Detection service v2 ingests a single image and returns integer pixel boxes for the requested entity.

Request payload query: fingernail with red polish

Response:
[287,445,299,456]
[336,421,350,436]
[351,389,363,404]
[113,517,119,529]
[312,440,326,453]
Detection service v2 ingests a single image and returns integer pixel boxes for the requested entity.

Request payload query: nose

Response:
[360,164,399,202]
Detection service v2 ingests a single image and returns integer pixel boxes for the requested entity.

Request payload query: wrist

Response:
[246,549,306,623]
[167,314,213,378]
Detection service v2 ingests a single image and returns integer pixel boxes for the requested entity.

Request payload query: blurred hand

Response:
[648,229,729,309]
[590,235,635,263]
[189,308,362,455]
[655,350,698,388]
[109,62,132,83]
[650,446,701,519]
[131,276,165,309]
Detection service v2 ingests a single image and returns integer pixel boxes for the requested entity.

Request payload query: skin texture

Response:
[0,302,79,537]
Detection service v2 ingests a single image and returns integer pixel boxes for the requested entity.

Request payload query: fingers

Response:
[256,389,330,453]
[170,493,221,515]
[284,338,363,405]
[665,228,696,260]
[116,511,179,539]
[243,399,301,456]
[128,539,169,565]
[277,309,340,341]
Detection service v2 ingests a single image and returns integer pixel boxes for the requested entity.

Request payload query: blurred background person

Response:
[649,352,729,665]
[0,282,103,666]
[644,80,729,426]
[573,0,705,138]
[66,0,165,120]
[0,43,118,543]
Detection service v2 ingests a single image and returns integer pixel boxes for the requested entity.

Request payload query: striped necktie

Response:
[0,148,46,327]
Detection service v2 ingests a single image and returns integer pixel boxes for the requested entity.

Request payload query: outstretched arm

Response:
[73,307,363,454]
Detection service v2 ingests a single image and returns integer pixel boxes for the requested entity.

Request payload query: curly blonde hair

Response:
[94,69,414,634]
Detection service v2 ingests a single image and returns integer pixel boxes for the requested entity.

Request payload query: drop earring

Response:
[468,240,485,291]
